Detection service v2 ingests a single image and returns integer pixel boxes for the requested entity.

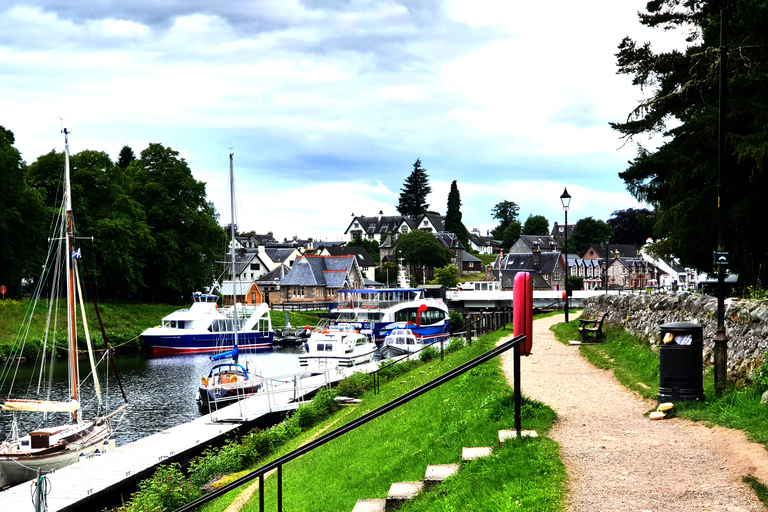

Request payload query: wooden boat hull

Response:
[0,421,111,488]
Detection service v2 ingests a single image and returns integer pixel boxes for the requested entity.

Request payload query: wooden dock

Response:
[0,361,381,512]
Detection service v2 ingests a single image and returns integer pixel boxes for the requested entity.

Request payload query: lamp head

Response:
[560,187,571,210]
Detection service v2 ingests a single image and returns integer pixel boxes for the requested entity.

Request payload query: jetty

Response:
[0,362,381,512]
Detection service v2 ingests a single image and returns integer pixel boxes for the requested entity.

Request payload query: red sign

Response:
[0,285,6,295]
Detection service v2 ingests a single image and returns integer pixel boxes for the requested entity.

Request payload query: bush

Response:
[419,345,439,363]
[445,337,465,353]
[449,311,464,333]
[752,358,768,392]
[336,371,371,398]
[120,463,202,512]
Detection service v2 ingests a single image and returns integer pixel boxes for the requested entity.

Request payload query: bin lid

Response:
[660,321,702,333]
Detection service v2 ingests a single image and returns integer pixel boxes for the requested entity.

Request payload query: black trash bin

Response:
[657,321,705,403]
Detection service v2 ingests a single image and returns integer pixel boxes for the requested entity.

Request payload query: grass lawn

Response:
[199,323,567,512]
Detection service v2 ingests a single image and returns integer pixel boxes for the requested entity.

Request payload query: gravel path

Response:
[499,314,768,512]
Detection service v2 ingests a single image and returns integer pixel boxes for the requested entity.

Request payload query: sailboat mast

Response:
[230,152,238,348]
[63,127,79,419]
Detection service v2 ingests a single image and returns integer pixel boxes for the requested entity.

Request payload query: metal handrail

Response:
[174,333,526,512]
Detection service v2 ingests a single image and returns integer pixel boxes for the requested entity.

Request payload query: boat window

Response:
[177,321,185,329]
[356,337,367,346]
[396,337,405,344]
[316,343,324,352]
[170,321,177,328]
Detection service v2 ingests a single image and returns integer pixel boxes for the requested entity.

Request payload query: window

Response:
[251,263,260,270]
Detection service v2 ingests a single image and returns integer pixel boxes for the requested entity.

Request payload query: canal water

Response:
[0,346,304,447]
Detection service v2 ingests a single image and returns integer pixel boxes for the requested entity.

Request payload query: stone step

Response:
[498,429,538,446]
[385,481,424,511]
[424,463,460,491]
[352,498,387,512]
[461,446,493,462]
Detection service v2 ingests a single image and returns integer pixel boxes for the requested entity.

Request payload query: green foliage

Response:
[568,275,584,291]
[445,336,465,353]
[397,158,432,217]
[431,265,459,288]
[502,220,522,251]
[0,126,46,299]
[347,234,380,263]
[116,463,201,512]
[570,217,613,256]
[608,208,654,246]
[419,345,439,362]
[336,371,372,398]
[444,180,469,248]
[522,214,550,236]
[375,261,399,287]
[612,0,768,287]
[751,358,768,393]
[449,311,464,333]
[395,229,451,269]
[490,200,519,240]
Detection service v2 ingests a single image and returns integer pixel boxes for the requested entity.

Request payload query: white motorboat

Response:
[299,327,379,371]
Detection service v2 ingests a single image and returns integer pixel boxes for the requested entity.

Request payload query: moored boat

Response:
[299,327,378,370]
[0,128,127,489]
[140,294,273,355]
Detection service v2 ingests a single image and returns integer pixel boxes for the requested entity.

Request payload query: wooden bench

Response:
[578,313,607,343]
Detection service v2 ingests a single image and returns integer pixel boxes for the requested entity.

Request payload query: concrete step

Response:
[498,429,538,446]
[385,481,424,511]
[352,498,387,512]
[461,446,493,462]
[424,463,460,491]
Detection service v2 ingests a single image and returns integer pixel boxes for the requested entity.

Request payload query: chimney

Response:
[533,242,541,271]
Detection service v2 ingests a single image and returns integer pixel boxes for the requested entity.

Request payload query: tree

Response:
[431,265,459,289]
[397,159,431,217]
[375,261,399,286]
[570,217,613,257]
[502,221,522,251]
[395,229,451,270]
[522,214,549,236]
[116,145,135,170]
[69,149,152,296]
[608,208,654,247]
[444,180,469,248]
[0,126,46,298]
[347,234,380,263]
[611,1,768,287]
[130,143,225,302]
[490,200,520,240]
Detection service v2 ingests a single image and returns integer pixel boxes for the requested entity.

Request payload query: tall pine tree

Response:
[397,158,431,217]
[445,180,469,249]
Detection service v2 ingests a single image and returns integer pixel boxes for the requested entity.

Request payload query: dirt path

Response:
[500,314,768,512]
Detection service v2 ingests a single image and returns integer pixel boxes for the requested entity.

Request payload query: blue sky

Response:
[1,1,690,242]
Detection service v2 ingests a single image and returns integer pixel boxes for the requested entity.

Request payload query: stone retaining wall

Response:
[582,293,768,373]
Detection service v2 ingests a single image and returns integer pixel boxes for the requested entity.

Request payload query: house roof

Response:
[279,255,358,288]
[325,246,376,266]
[496,269,551,289]
[255,264,290,285]
[434,232,465,250]
[550,222,575,238]
[462,251,481,263]
[495,252,562,274]
[585,244,638,259]
[265,247,297,264]
[216,281,256,297]
[517,235,561,252]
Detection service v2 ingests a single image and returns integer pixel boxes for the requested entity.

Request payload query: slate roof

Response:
[462,251,481,263]
[265,248,296,264]
[325,246,376,267]
[216,281,256,297]
[516,235,561,252]
[434,232,465,250]
[494,269,551,289]
[495,252,562,274]
[255,264,290,285]
[279,255,357,288]
[345,214,447,237]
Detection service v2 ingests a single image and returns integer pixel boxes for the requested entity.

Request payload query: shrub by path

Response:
[500,314,768,512]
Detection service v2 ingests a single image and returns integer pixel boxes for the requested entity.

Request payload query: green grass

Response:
[196,324,566,512]
[0,299,180,356]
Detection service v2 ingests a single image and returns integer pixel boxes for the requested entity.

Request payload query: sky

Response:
[0,1,692,243]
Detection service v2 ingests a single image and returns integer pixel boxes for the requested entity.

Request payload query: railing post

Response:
[440,337,444,362]
[278,464,283,512]
[259,473,264,512]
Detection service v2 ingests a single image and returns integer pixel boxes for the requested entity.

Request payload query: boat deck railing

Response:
[176,332,527,512]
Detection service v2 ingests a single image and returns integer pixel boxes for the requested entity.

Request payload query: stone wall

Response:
[583,293,768,373]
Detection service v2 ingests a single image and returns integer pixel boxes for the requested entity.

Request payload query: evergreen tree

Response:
[570,217,613,257]
[612,0,768,287]
[444,180,469,248]
[397,159,431,217]
[116,145,135,170]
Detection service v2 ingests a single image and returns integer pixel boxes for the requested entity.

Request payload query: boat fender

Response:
[202,376,208,386]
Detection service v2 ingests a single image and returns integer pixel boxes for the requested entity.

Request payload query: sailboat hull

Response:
[142,331,273,355]
[0,421,111,488]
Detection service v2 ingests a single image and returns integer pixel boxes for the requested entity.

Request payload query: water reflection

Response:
[0,347,304,446]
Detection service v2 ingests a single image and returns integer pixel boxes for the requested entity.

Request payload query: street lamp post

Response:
[604,235,610,294]
[560,188,571,322]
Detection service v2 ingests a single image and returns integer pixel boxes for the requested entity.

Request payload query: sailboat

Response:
[0,128,128,489]
[196,152,265,409]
